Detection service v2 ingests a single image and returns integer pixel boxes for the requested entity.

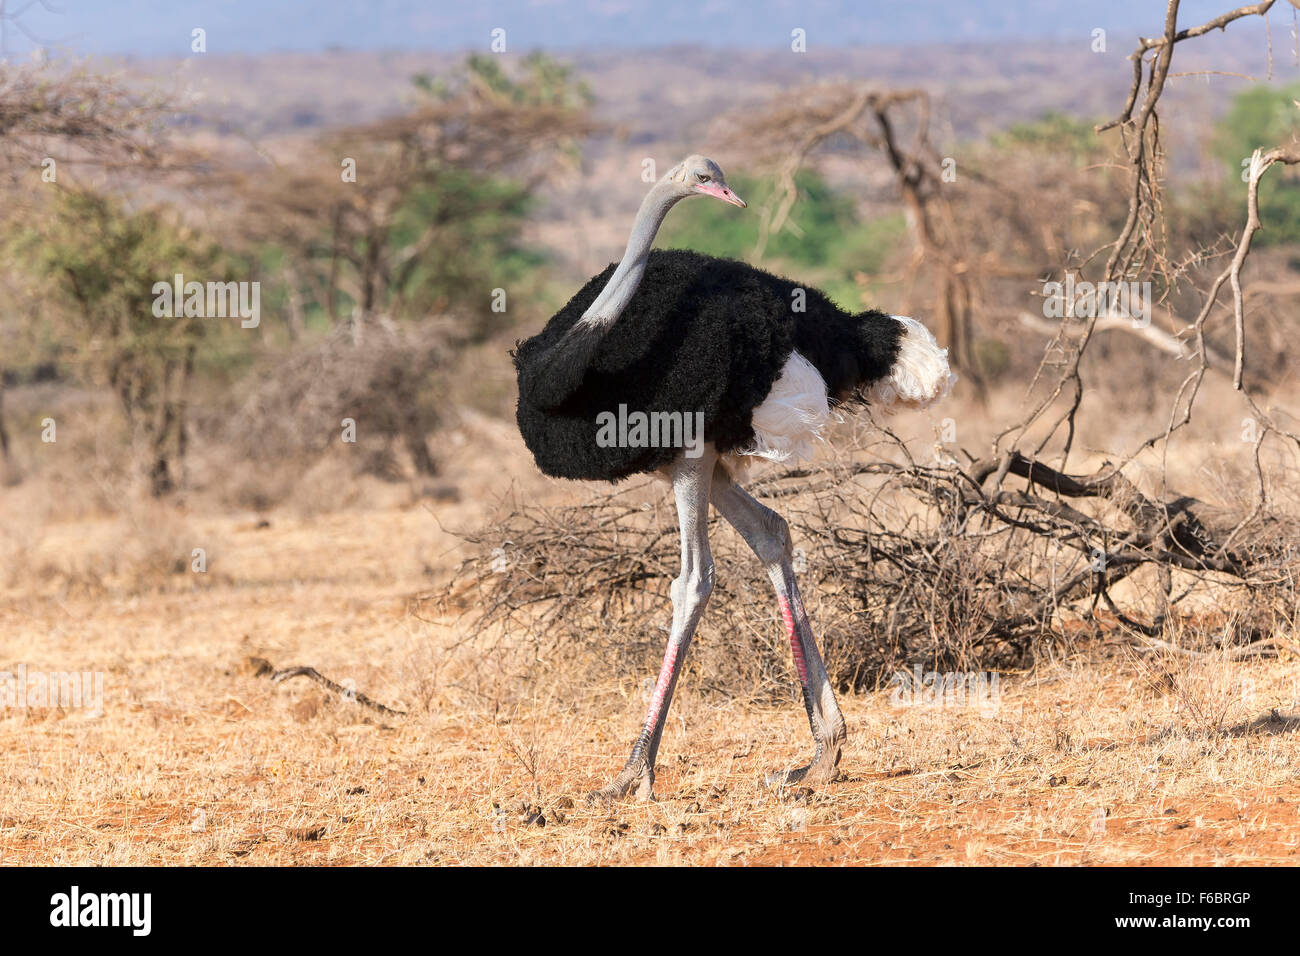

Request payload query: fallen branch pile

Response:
[436,445,1298,699]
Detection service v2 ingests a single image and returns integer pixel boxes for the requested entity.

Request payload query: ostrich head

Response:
[570,152,746,330]
[664,154,746,207]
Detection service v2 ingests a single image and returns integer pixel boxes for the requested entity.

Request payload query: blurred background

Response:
[1,0,1298,583]
[6,1,1300,868]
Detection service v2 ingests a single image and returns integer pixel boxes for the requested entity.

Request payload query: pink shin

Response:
[778,596,809,684]
[644,642,679,725]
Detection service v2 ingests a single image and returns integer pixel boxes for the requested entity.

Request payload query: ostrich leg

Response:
[587,447,717,804]
[710,462,846,786]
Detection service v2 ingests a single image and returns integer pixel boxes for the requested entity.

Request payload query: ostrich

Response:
[514,155,955,803]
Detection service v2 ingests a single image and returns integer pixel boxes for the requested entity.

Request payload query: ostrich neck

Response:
[580,180,684,327]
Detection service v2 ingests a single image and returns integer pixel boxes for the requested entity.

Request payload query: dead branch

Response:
[728,85,983,391]
[435,438,1298,698]
[245,656,406,716]
[1015,310,1234,370]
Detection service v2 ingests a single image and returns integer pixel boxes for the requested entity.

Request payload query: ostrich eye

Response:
[696,170,709,183]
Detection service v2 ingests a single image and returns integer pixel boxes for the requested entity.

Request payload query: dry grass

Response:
[3,446,1299,865]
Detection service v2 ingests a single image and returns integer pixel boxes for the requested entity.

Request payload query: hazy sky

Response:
[0,1,1271,57]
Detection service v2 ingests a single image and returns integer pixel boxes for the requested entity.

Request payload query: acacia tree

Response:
[0,50,175,484]
[243,52,592,337]
[228,53,593,477]
[12,189,228,496]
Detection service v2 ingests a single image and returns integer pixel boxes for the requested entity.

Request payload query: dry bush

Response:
[112,500,222,593]
[213,318,450,508]
[433,427,1300,704]
[435,449,1044,703]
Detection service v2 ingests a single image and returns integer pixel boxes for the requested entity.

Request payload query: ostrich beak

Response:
[696,181,746,207]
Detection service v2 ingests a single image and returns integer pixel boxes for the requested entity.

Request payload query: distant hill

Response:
[36,22,1294,284]
[5,0,1288,57]
[104,30,1291,144]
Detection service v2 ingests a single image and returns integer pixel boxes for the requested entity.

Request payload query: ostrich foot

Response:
[585,762,654,806]
[762,743,842,789]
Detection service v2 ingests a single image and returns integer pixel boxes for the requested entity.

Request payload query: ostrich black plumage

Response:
[514,155,956,803]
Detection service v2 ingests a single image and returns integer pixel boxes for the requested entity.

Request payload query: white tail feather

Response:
[866,315,958,413]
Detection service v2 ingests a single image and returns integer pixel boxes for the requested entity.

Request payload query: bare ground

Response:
[3,469,1299,866]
